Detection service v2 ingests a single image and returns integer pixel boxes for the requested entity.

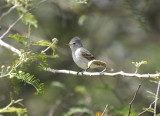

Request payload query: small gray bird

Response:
[67,37,113,72]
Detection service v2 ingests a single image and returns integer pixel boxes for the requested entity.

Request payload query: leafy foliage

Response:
[0,33,58,96]
[33,39,58,57]
[132,61,147,68]
[132,61,147,73]
[0,107,27,116]
[16,71,44,95]
[7,0,38,28]
[142,107,154,113]
[8,33,28,46]
[21,12,38,28]
[0,93,27,116]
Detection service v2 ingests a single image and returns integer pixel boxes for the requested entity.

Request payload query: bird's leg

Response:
[100,68,106,75]
[77,69,84,76]
[84,67,89,72]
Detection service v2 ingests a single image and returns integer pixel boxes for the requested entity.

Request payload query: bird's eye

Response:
[73,43,76,45]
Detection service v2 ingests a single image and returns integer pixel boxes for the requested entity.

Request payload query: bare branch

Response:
[101,104,108,116]
[0,0,48,40]
[1,37,160,79]
[154,79,160,116]
[0,40,21,55]
[0,4,19,21]
[137,99,156,116]
[45,68,159,78]
[127,84,141,116]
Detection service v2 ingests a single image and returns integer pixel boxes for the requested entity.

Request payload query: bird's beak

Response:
[66,43,72,46]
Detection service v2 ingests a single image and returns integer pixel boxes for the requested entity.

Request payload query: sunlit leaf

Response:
[142,107,154,113]
[146,91,156,98]
[0,106,27,115]
[132,61,147,68]
[22,12,38,28]
[8,33,28,46]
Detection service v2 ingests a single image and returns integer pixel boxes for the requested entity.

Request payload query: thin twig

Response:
[137,99,156,116]
[0,98,23,112]
[101,104,108,116]
[41,38,57,53]
[127,84,141,116]
[154,78,160,116]
[0,0,48,40]
[0,4,19,21]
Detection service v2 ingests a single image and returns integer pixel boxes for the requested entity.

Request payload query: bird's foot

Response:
[77,68,89,76]
[100,68,106,75]
[77,69,84,76]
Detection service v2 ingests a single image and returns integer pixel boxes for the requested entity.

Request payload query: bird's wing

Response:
[80,48,95,61]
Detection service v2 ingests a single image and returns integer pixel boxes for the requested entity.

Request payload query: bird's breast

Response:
[72,48,89,69]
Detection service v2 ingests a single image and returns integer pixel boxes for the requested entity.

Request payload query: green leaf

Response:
[7,77,21,95]
[149,80,158,84]
[0,106,27,116]
[63,107,93,116]
[16,71,44,96]
[74,85,87,95]
[132,61,147,68]
[29,53,48,68]
[22,12,38,28]
[51,81,66,90]
[8,33,28,46]
[142,108,154,113]
[78,14,87,26]
[33,40,55,49]
[146,91,156,98]
[32,40,57,56]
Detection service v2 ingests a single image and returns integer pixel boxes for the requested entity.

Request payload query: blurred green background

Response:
[0,0,160,116]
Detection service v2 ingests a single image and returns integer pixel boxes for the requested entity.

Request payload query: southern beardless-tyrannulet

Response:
[67,37,113,72]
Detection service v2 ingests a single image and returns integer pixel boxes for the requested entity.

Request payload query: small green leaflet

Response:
[22,12,38,28]
[8,33,28,46]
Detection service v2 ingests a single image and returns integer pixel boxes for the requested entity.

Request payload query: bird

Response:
[66,37,113,74]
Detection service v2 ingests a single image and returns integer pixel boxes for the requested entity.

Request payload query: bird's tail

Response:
[105,66,114,71]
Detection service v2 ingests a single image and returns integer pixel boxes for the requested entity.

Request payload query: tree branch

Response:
[0,0,48,40]
[127,84,141,116]
[154,78,160,116]
[0,33,160,78]
[137,100,156,116]
[101,104,108,116]
[0,4,19,21]
[45,68,159,78]
[0,38,160,78]
[0,39,21,55]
